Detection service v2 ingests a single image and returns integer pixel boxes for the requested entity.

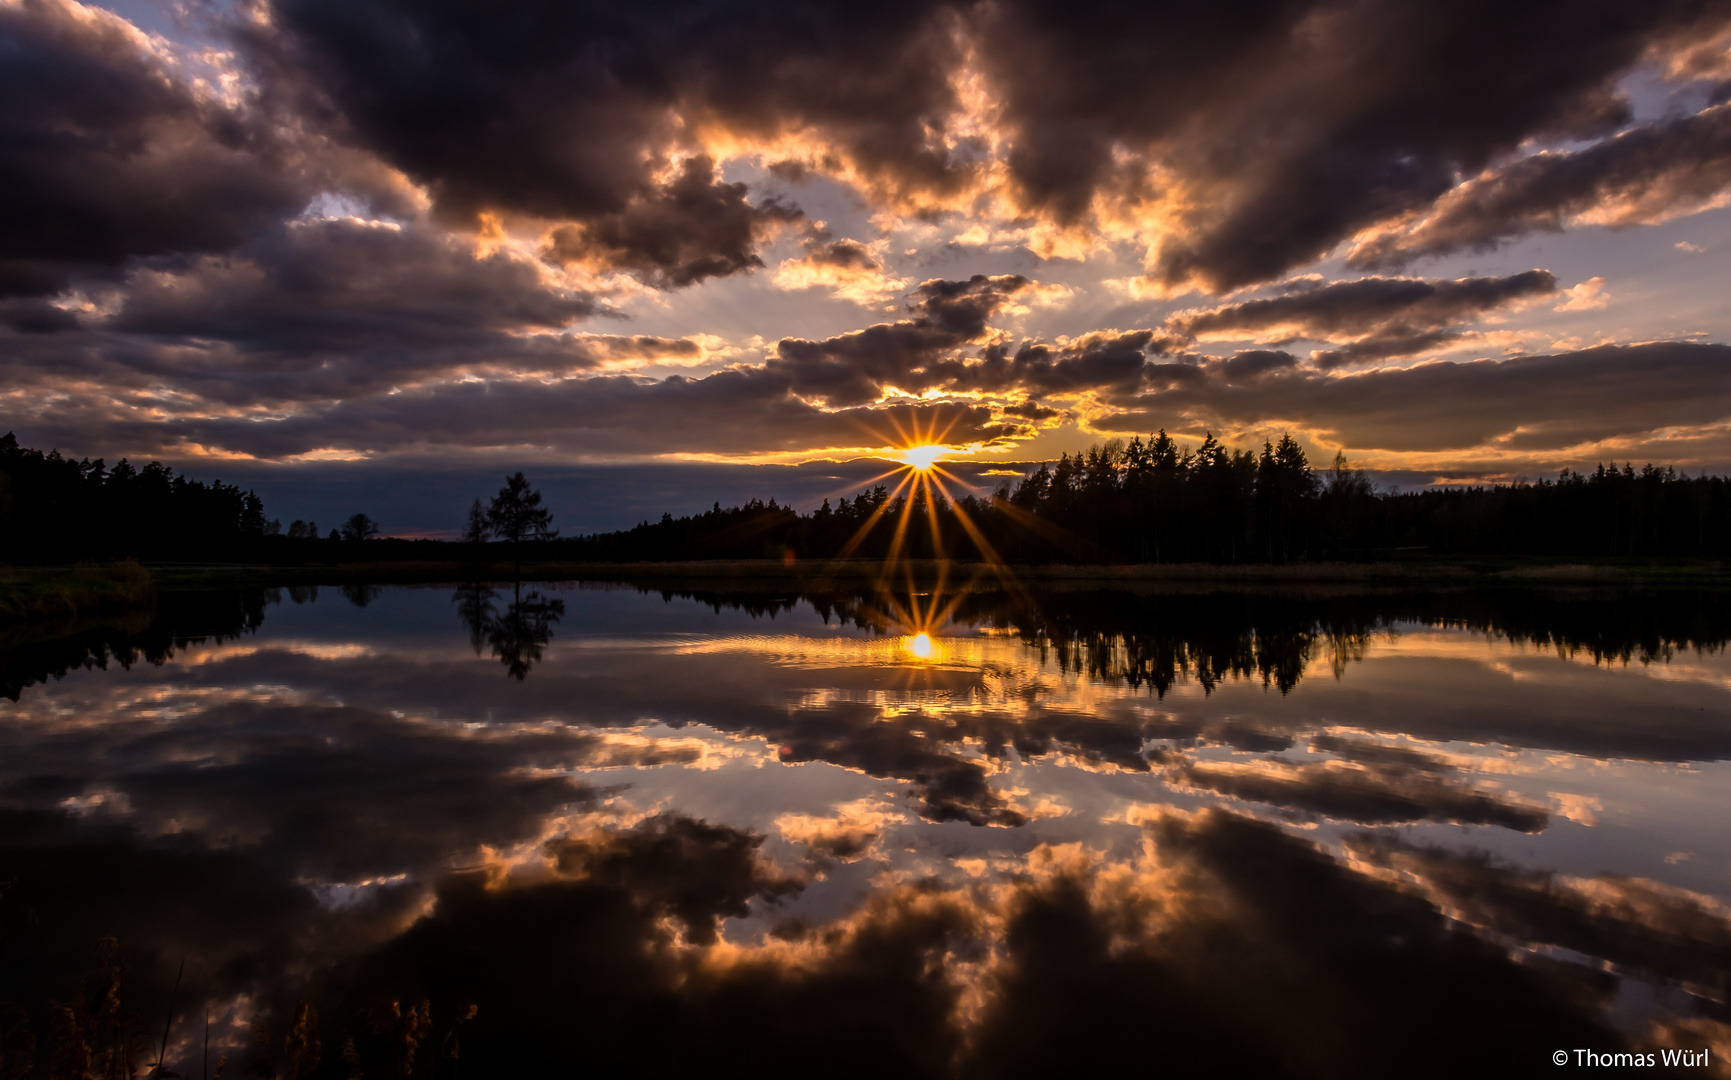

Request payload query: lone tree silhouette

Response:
[463,498,489,545]
[340,512,381,542]
[486,472,557,576]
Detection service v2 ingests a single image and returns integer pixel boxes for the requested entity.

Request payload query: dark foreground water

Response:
[2,580,1729,1078]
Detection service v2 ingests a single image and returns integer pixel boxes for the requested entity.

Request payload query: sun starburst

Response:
[900,444,945,471]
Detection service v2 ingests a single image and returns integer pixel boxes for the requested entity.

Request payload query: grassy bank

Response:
[0,561,156,626]
[134,555,1731,591]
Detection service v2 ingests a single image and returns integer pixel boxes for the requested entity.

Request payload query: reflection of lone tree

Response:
[451,579,564,680]
[453,580,498,654]
[488,587,566,680]
[341,583,383,607]
[485,473,556,575]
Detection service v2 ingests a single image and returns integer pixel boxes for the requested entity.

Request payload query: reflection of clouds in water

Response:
[1171,755,1552,832]
[1346,836,1731,1027]
[3,584,1731,1075]
[16,801,1709,1077]
[298,811,1731,1076]
[6,591,1730,866]
[776,798,907,861]
[1389,631,1731,694]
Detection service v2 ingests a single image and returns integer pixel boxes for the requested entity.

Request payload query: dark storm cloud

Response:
[540,155,804,287]
[1169,271,1558,368]
[249,0,969,281]
[11,0,1731,318]
[14,309,1728,472]
[764,276,1178,408]
[1213,348,1298,381]
[801,239,882,271]
[977,1,1725,290]
[1103,341,1731,452]
[111,219,598,351]
[145,308,1729,466]
[1308,331,1465,370]
[943,330,1180,397]
[0,216,716,418]
[768,274,1030,405]
[90,218,608,401]
[238,0,1731,293]
[6,0,1731,477]
[0,0,314,297]
[1350,103,1731,268]
[1001,399,1063,421]
[160,373,1019,459]
[0,296,82,334]
[3,272,1041,461]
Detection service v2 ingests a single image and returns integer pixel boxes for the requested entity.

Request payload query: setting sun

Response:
[900,445,945,471]
[905,632,935,659]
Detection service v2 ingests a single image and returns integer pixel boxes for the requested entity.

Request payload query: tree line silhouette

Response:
[7,428,1731,566]
[0,433,388,562]
[569,432,1731,563]
[0,432,273,562]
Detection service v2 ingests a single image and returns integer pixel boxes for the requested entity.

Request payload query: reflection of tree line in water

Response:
[2,583,1726,696]
[635,583,1731,695]
[0,577,571,694]
[0,590,275,702]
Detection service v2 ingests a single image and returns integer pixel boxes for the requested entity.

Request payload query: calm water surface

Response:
[3,581,1729,1077]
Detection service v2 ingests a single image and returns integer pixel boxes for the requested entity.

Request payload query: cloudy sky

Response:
[6,0,1731,533]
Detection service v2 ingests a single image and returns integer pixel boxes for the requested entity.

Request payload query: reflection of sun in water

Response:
[834,409,1033,663]
[900,445,945,472]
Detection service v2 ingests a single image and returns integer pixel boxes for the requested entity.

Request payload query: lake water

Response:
[2,580,1729,1077]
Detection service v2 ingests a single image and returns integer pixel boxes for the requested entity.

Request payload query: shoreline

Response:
[1,555,1724,633]
[126,555,1731,589]
[0,561,157,628]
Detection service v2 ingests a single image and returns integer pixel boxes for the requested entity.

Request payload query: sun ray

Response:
[818,407,1053,656]
[988,497,1105,561]
[879,482,918,578]
[832,468,919,561]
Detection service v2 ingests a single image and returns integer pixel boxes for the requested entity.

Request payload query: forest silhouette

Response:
[6,430,1731,565]
[570,432,1731,564]
[0,433,271,562]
